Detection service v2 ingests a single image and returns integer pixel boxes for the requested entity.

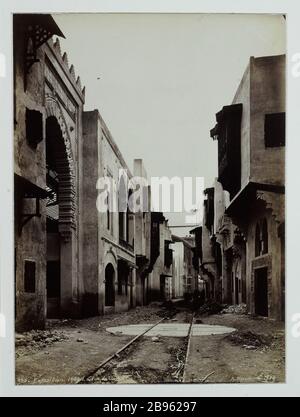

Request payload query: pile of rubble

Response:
[226,330,272,350]
[156,300,178,319]
[195,301,223,316]
[15,330,68,356]
[221,304,247,315]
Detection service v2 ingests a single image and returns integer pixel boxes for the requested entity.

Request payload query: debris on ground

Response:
[221,304,247,315]
[151,336,160,343]
[226,330,272,349]
[195,301,224,316]
[16,304,285,385]
[15,330,69,357]
[171,298,190,309]
[156,300,178,319]
[169,344,187,382]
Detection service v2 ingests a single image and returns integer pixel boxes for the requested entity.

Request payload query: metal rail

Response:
[76,317,166,384]
[182,313,195,383]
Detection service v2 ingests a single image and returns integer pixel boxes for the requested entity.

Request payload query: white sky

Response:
[53,13,285,236]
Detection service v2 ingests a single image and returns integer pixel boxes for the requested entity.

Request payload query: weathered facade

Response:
[82,110,137,316]
[172,242,185,299]
[213,180,246,306]
[210,54,285,320]
[148,215,174,301]
[14,15,85,330]
[172,235,199,297]
[14,14,175,331]
[133,160,151,306]
[198,188,220,301]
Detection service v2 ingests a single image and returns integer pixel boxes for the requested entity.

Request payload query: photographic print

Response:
[13,12,285,385]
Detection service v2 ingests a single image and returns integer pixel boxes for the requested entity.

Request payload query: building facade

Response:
[14,14,175,331]
[210,54,285,320]
[14,15,85,330]
[148,215,174,301]
[172,242,185,299]
[133,160,151,306]
[82,110,137,316]
[172,235,199,297]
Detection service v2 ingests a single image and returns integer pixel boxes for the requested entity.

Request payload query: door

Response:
[160,275,166,300]
[235,276,239,305]
[255,267,268,317]
[105,264,115,306]
[46,260,61,318]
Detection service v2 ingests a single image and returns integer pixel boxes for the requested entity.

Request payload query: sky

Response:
[53,13,285,237]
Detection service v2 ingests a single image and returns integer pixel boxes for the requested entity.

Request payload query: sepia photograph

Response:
[13,12,286,386]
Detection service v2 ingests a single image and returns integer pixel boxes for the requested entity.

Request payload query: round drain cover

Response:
[106,323,236,337]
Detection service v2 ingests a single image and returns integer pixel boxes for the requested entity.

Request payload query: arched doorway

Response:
[46,116,62,317]
[117,259,131,301]
[105,263,115,307]
[45,114,75,317]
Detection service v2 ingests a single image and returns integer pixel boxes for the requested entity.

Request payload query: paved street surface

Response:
[15,304,285,385]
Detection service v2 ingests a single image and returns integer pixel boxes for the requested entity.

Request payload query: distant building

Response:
[172,235,198,297]
[148,215,174,301]
[134,159,151,306]
[172,242,185,299]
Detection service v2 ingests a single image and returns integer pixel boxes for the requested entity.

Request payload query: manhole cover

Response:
[106,323,236,337]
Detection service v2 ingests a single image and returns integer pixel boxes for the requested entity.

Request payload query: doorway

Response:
[105,263,115,306]
[254,267,268,317]
[46,116,62,318]
[235,276,239,305]
[46,260,60,318]
[160,275,166,300]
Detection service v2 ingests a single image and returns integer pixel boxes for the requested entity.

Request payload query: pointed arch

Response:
[45,94,76,239]
[255,223,261,257]
[262,218,268,255]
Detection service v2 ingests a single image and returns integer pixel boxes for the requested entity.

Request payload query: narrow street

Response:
[16,302,285,385]
[11,13,286,391]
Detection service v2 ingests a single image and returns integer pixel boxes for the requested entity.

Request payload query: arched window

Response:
[255,223,261,257]
[118,175,127,241]
[255,219,268,257]
[262,219,268,255]
[106,193,110,230]
[105,264,115,306]
[126,189,134,246]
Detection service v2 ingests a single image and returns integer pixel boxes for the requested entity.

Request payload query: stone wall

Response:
[14,21,84,330]
[250,55,285,186]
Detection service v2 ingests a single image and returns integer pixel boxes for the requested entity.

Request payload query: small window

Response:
[262,219,268,255]
[264,112,285,148]
[255,224,261,257]
[107,194,110,230]
[118,277,123,295]
[24,260,36,293]
[255,219,268,257]
[26,108,43,149]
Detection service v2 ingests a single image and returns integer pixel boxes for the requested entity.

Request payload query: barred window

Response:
[24,260,36,293]
[264,112,285,148]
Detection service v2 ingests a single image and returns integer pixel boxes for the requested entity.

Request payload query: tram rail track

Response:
[76,310,195,384]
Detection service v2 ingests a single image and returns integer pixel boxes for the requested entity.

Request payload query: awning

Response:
[15,174,48,199]
[210,103,243,139]
[14,14,65,39]
[226,182,285,217]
